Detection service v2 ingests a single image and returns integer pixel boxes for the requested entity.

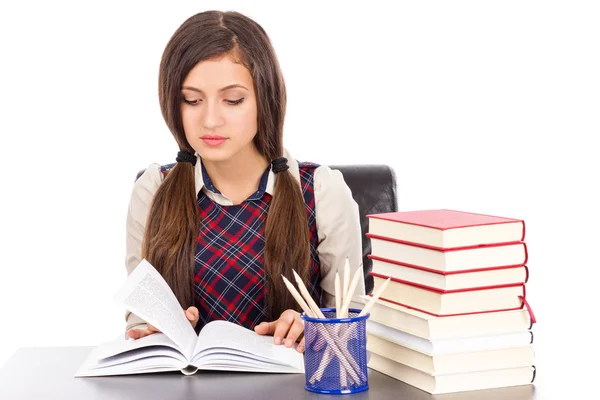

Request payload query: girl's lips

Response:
[201,137,227,146]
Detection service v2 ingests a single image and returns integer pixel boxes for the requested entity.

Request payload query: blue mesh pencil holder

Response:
[301,308,369,394]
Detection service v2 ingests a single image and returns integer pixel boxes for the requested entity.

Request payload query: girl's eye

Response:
[182,98,245,106]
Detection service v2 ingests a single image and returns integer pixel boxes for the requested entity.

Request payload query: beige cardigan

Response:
[124,149,365,334]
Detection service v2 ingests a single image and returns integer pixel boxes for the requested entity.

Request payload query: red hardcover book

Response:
[367,209,525,249]
[370,271,526,317]
[369,254,528,291]
[366,234,528,273]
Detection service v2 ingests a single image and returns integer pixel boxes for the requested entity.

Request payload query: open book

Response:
[75,260,304,377]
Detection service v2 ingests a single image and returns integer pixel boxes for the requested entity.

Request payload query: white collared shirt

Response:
[125,149,365,332]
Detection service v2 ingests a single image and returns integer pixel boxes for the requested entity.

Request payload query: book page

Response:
[75,333,189,377]
[197,347,286,365]
[90,332,185,361]
[75,354,185,377]
[114,259,197,358]
[191,320,304,372]
[92,346,186,369]
[195,350,301,373]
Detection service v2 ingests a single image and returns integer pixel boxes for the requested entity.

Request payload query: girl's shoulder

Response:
[135,162,175,185]
[294,161,350,193]
[133,162,168,196]
[311,164,353,199]
[297,161,321,171]
[159,162,177,176]
[128,163,165,217]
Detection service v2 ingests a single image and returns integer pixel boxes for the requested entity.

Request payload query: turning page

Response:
[114,259,197,358]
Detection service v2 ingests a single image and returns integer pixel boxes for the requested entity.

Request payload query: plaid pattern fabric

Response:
[160,161,323,331]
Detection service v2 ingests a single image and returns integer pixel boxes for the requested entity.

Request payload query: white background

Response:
[0,0,598,396]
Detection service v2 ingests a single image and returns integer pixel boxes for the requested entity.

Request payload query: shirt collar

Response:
[193,148,300,198]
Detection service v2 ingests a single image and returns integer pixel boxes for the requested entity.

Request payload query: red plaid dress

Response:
[161,161,323,331]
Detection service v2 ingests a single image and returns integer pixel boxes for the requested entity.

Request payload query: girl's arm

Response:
[124,163,163,336]
[314,166,365,310]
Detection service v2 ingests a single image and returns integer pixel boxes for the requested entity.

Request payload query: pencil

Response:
[340,266,363,318]
[311,276,391,384]
[359,277,391,317]
[288,271,366,384]
[335,272,341,318]
[342,258,350,317]
[281,275,361,383]
[281,275,315,318]
[291,270,325,318]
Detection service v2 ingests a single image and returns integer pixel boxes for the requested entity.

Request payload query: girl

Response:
[124,10,364,353]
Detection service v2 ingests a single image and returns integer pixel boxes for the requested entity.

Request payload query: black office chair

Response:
[135,164,398,295]
[328,165,398,294]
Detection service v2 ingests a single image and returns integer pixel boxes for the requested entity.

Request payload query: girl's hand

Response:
[254,309,305,353]
[127,306,199,340]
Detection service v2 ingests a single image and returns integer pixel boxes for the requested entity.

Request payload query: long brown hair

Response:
[143,10,310,321]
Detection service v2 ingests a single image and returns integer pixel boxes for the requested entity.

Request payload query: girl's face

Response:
[180,54,259,162]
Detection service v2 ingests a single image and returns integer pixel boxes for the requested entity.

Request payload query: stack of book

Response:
[363,209,536,394]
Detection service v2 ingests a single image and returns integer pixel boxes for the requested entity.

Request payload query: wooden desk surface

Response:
[0,347,538,399]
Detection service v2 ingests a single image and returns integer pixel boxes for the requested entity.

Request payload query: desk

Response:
[0,347,537,399]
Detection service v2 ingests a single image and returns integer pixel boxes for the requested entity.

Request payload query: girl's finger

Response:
[127,329,143,340]
[296,337,305,353]
[284,318,304,348]
[127,328,152,339]
[313,335,327,351]
[272,311,296,345]
[186,307,199,327]
[147,323,161,333]
[254,320,277,335]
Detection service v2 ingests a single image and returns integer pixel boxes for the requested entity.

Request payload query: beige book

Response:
[372,275,524,315]
[369,237,526,273]
[361,295,531,340]
[366,333,534,375]
[366,320,533,355]
[367,352,535,394]
[371,257,527,291]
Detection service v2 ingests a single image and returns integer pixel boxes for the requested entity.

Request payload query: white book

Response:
[371,257,527,291]
[75,260,304,377]
[360,295,531,340]
[366,320,533,355]
[367,332,534,375]
[368,353,535,394]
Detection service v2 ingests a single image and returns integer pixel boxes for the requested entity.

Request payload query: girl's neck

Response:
[201,146,269,203]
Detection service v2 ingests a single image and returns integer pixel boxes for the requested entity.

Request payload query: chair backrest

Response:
[135,164,398,295]
[328,165,398,294]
